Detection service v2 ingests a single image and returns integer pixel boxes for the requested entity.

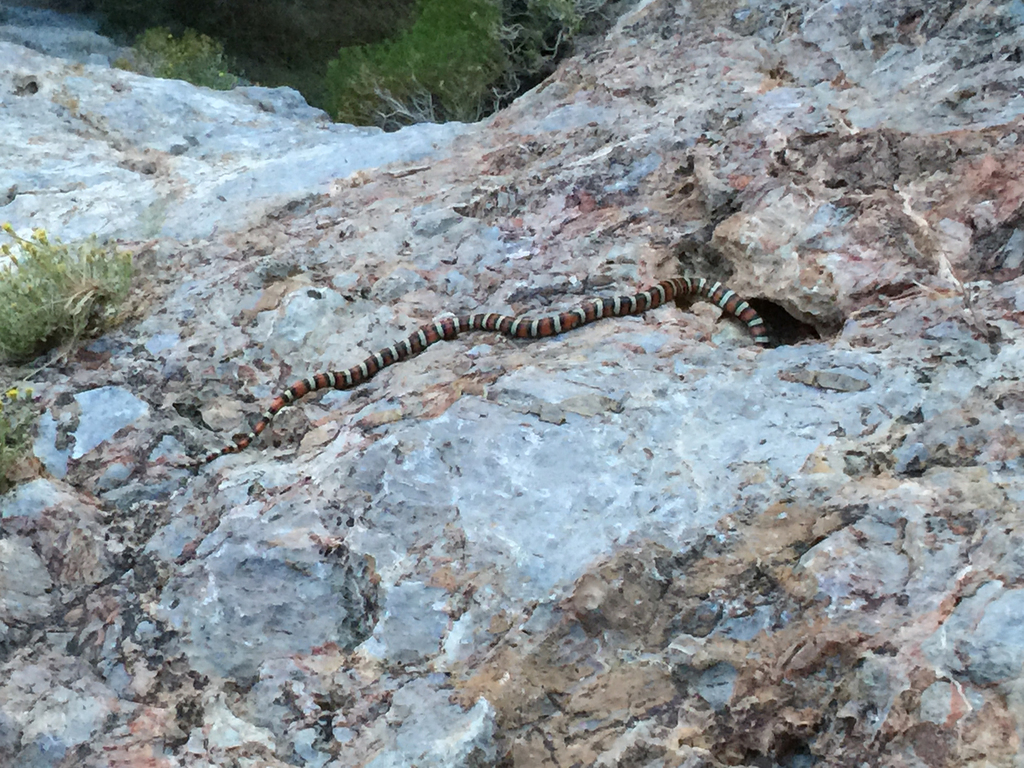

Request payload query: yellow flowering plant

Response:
[0,385,37,494]
[114,27,240,90]
[0,223,133,363]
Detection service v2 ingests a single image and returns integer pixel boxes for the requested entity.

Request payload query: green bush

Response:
[327,0,505,128]
[326,0,613,128]
[0,225,133,363]
[95,0,611,121]
[115,27,240,90]
[500,0,585,86]
[0,386,36,495]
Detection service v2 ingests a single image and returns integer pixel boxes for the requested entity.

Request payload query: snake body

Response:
[184,277,768,467]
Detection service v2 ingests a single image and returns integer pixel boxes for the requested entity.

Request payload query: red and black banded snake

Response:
[178,277,768,468]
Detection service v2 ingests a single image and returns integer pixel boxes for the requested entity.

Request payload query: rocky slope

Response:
[2,0,1024,766]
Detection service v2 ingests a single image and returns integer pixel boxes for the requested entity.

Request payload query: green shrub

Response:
[0,386,36,495]
[326,0,613,128]
[115,27,240,90]
[500,0,585,87]
[95,0,420,112]
[0,225,133,363]
[327,0,505,128]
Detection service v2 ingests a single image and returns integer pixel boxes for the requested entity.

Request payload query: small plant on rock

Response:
[0,386,37,495]
[115,27,240,90]
[0,224,133,363]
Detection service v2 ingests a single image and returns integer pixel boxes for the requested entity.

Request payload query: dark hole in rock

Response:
[14,75,39,96]
[748,298,822,346]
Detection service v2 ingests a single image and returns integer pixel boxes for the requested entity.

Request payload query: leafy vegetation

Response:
[327,0,505,127]
[66,0,619,122]
[500,0,586,89]
[326,0,613,129]
[95,0,418,110]
[0,224,133,363]
[114,27,240,90]
[0,386,36,495]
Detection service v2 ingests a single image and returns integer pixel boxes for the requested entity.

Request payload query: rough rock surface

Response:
[0,3,467,242]
[2,0,1024,766]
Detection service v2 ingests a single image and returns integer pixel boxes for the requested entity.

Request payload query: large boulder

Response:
[2,0,1024,765]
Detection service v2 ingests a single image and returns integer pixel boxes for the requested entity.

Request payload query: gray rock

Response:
[371,268,428,304]
[920,681,953,725]
[70,386,149,460]
[155,503,380,679]
[364,581,449,665]
[694,662,737,712]
[0,537,54,625]
[0,3,125,64]
[0,39,468,243]
[961,588,1024,685]
[1,478,62,522]
[364,679,497,768]
[4,0,1024,763]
